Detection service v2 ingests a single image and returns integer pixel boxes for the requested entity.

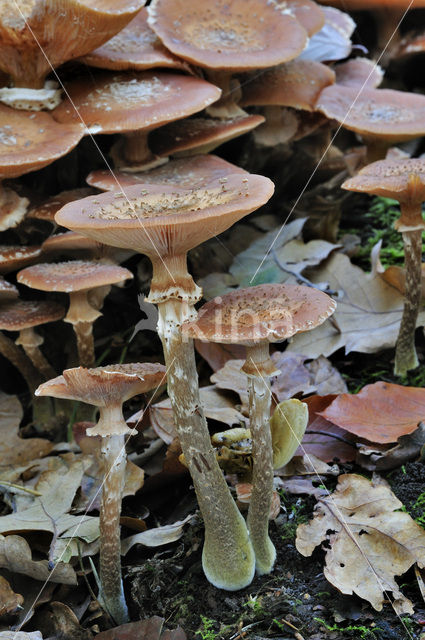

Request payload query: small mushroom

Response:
[182,284,336,575]
[343,158,425,375]
[17,261,133,368]
[0,245,42,274]
[272,0,325,37]
[36,362,166,624]
[56,173,275,590]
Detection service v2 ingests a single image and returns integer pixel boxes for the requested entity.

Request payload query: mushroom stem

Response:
[123,131,153,165]
[0,331,41,393]
[65,291,101,368]
[156,299,255,590]
[74,321,96,369]
[205,71,246,119]
[362,136,390,164]
[16,327,57,380]
[394,227,423,376]
[244,343,276,575]
[99,432,129,625]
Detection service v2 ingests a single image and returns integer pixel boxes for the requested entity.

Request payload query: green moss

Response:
[314,617,382,638]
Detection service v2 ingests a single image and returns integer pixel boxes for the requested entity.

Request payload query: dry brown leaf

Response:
[287,252,425,357]
[0,534,76,584]
[0,392,52,467]
[95,616,187,640]
[194,340,246,372]
[371,238,425,298]
[319,382,425,444]
[277,453,339,477]
[235,483,281,519]
[296,473,425,613]
[35,602,92,640]
[121,515,193,555]
[356,423,425,471]
[0,574,23,616]
[210,359,249,408]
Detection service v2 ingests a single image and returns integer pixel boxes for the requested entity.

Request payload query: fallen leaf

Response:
[121,515,193,555]
[210,360,249,408]
[287,252,425,357]
[371,238,425,298]
[305,356,348,396]
[356,422,425,471]
[0,534,76,584]
[95,616,187,640]
[0,634,42,640]
[296,473,425,613]
[0,574,23,616]
[34,602,92,640]
[235,483,281,519]
[199,218,338,299]
[277,453,339,477]
[195,340,246,372]
[0,392,52,467]
[271,353,315,400]
[319,382,425,443]
[275,476,329,498]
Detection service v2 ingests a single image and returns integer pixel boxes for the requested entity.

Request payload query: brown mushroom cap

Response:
[316,85,425,142]
[79,8,191,73]
[0,245,41,274]
[181,284,336,346]
[272,0,324,37]
[17,260,133,293]
[40,231,135,263]
[0,0,146,88]
[148,0,307,71]
[87,155,247,191]
[240,60,335,111]
[335,58,383,89]
[0,105,84,179]
[55,174,275,258]
[52,71,221,135]
[35,362,167,407]
[0,276,18,300]
[27,188,95,222]
[150,115,265,157]
[342,158,425,203]
[0,300,64,331]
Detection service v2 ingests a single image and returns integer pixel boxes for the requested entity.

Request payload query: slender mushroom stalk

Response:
[182,284,336,575]
[15,327,57,380]
[36,363,166,625]
[0,331,41,393]
[342,161,425,376]
[55,174,275,590]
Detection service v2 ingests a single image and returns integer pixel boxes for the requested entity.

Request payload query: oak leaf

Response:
[296,473,425,613]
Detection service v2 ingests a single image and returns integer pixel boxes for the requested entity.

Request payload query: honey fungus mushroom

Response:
[0,105,84,229]
[148,0,307,119]
[343,158,425,375]
[52,71,221,171]
[36,362,166,624]
[55,173,274,591]
[17,261,133,368]
[0,0,145,110]
[182,284,336,575]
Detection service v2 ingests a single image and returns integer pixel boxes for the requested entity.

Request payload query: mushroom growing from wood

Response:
[55,174,274,590]
[342,158,425,375]
[36,362,166,624]
[182,284,336,574]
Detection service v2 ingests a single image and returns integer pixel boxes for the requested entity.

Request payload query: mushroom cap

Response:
[52,71,221,135]
[0,105,84,179]
[335,58,384,89]
[17,260,133,293]
[273,0,324,36]
[240,60,335,111]
[0,0,146,85]
[0,245,41,274]
[0,276,18,300]
[316,85,425,142]
[148,0,307,72]
[0,300,65,331]
[181,284,336,346]
[27,188,95,222]
[35,362,167,407]
[86,154,247,191]
[342,157,425,202]
[40,231,135,263]
[55,173,275,258]
[79,8,191,73]
[150,115,265,157]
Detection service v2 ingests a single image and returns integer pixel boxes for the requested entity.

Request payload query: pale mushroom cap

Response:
[148,0,307,71]
[0,105,84,179]
[316,86,425,142]
[35,362,167,407]
[79,8,191,73]
[0,300,64,331]
[0,276,18,300]
[273,0,325,37]
[17,260,133,293]
[335,58,383,89]
[52,71,221,135]
[27,188,95,222]
[0,245,41,274]
[240,60,335,111]
[55,174,275,258]
[299,6,354,63]
[87,154,247,191]
[182,284,336,346]
[150,115,265,157]
[342,158,425,202]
